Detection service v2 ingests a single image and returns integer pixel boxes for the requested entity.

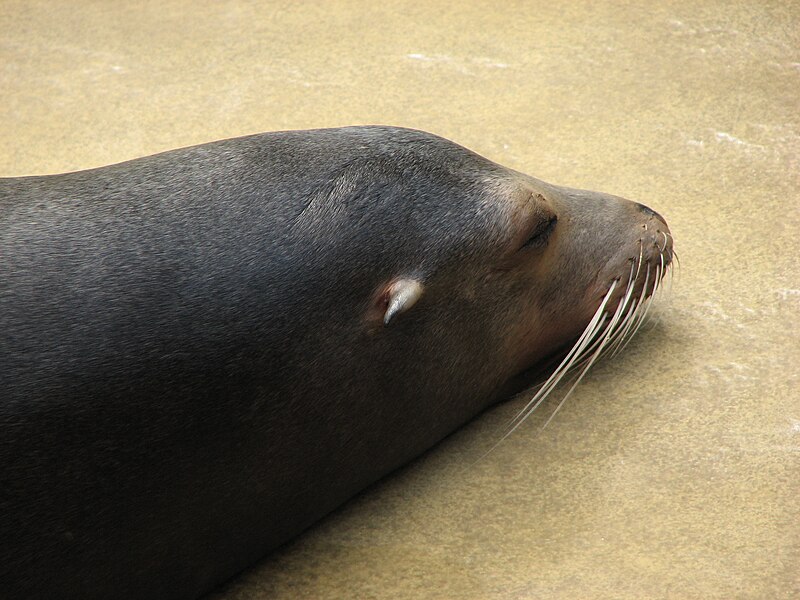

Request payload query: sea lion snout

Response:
[513,183,673,340]
[574,190,673,313]
[493,185,674,434]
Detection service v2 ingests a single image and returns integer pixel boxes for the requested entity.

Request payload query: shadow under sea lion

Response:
[0,126,673,599]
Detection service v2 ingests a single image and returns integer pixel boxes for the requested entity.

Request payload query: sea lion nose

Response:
[634,202,665,223]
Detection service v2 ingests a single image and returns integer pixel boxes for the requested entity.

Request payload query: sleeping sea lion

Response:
[0,126,673,599]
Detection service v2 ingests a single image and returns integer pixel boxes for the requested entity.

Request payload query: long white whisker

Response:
[507,312,604,431]
[470,307,612,465]
[475,230,675,462]
[624,263,661,347]
[607,294,644,358]
[607,263,651,358]
[544,314,619,428]
[504,282,619,435]
[633,239,644,284]
[545,259,644,427]
[647,252,671,330]
[574,262,636,366]
[543,284,636,428]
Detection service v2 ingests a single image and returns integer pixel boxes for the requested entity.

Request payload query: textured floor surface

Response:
[2,1,798,598]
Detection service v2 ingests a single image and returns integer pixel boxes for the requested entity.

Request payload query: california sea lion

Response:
[0,126,673,599]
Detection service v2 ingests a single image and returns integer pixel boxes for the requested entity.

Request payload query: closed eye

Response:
[521,215,558,250]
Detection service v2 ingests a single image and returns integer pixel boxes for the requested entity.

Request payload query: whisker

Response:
[670,249,681,274]
[623,263,661,347]
[543,313,619,428]
[543,285,637,428]
[664,253,674,296]
[546,259,647,426]
[647,253,671,330]
[504,282,619,436]
[469,308,612,464]
[633,239,644,283]
[574,262,636,367]
[607,296,643,358]
[608,265,650,358]
[506,312,605,432]
[477,231,674,459]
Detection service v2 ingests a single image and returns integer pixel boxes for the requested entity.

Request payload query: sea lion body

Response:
[0,127,672,599]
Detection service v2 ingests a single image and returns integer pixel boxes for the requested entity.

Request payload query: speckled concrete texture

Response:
[2,1,798,598]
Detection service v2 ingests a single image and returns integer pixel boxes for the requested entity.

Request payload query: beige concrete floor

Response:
[2,1,798,598]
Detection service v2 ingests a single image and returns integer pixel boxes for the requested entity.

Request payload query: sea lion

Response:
[0,126,673,599]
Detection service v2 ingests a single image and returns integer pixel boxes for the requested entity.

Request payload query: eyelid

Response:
[520,214,558,250]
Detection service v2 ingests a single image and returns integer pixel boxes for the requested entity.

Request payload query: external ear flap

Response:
[383,278,424,326]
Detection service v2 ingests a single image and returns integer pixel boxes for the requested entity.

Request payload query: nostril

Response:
[634,202,664,221]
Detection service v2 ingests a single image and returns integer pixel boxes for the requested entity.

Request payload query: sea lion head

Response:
[291,127,673,443]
